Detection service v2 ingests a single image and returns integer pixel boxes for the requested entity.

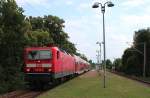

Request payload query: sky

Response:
[16,0,150,62]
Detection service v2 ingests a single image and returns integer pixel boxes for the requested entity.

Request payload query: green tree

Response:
[29,16,44,30]
[122,48,141,75]
[133,28,150,76]
[113,58,122,71]
[106,59,112,69]
[0,0,28,93]
[88,60,95,69]
[122,28,150,76]
[24,30,53,46]
[28,15,77,54]
[125,55,141,75]
[122,48,134,72]
[80,54,88,61]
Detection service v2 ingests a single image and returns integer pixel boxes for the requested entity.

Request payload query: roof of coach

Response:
[74,55,89,63]
[51,47,73,57]
[25,46,74,57]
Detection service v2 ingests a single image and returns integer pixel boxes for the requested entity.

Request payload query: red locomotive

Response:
[23,46,90,87]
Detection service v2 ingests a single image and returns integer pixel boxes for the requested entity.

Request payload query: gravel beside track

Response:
[0,90,43,98]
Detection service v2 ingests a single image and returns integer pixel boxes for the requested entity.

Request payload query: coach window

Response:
[57,51,60,59]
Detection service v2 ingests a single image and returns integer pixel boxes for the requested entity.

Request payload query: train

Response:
[23,46,90,88]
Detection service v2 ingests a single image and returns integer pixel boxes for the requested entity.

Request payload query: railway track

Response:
[110,71,150,87]
[0,71,90,98]
[0,90,43,98]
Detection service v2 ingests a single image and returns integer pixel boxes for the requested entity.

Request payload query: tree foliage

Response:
[113,58,122,71]
[88,60,95,69]
[0,0,27,93]
[122,28,150,76]
[101,59,112,70]
[106,59,112,69]
[27,16,76,54]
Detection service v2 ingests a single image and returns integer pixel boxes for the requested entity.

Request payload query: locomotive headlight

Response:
[48,68,51,72]
[26,68,30,72]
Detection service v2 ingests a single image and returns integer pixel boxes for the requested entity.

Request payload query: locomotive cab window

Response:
[28,50,52,60]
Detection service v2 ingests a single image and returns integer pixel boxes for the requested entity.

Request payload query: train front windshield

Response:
[27,50,52,60]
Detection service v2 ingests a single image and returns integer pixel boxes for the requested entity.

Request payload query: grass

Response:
[37,71,150,98]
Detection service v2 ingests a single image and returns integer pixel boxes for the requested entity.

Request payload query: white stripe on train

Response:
[26,64,52,67]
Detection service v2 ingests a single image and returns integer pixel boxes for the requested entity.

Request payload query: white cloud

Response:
[121,0,145,7]
[15,0,25,5]
[144,6,150,14]
[16,0,49,6]
[16,0,51,15]
[64,16,103,60]
[109,33,129,43]
[121,15,150,28]
[65,1,73,5]
[77,3,90,11]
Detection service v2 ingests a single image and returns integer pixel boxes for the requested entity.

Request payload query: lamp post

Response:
[143,42,146,77]
[92,1,114,88]
[96,51,100,70]
[96,50,100,64]
[96,42,102,69]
